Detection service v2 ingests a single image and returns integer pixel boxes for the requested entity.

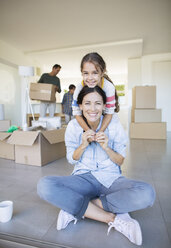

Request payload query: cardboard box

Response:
[0,132,15,160]
[130,122,166,139]
[0,120,11,131]
[29,83,56,102]
[8,128,66,166]
[132,86,156,109]
[131,109,162,123]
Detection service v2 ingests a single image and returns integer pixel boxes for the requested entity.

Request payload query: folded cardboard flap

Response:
[0,132,12,141]
[0,132,15,160]
[8,128,66,146]
[8,131,39,146]
[42,128,65,144]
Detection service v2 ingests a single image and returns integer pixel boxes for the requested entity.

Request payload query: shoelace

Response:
[107,221,115,235]
[65,213,77,226]
[73,218,77,224]
[107,218,130,236]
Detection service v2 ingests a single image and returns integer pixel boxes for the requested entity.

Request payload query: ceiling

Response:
[27,39,143,77]
[0,0,170,77]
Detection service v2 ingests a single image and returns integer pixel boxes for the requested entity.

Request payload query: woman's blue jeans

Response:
[37,172,155,219]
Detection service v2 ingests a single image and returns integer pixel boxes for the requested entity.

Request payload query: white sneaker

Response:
[57,209,77,230]
[107,213,142,246]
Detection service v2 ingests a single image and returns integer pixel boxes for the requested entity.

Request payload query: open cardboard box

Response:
[8,128,66,166]
[0,132,15,160]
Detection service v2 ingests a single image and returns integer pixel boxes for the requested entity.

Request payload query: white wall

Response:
[0,40,36,126]
[0,63,21,126]
[128,53,171,131]
[128,58,142,90]
[152,61,171,131]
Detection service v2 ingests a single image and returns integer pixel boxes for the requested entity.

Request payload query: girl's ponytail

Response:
[103,74,120,113]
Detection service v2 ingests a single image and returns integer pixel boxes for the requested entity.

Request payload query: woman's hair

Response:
[77,85,106,105]
[80,52,120,113]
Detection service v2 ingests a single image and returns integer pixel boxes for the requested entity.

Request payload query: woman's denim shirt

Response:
[65,115,128,188]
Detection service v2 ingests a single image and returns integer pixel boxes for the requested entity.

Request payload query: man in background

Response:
[38,64,61,117]
[62,84,76,124]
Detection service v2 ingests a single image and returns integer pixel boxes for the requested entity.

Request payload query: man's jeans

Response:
[40,101,56,117]
[37,172,155,219]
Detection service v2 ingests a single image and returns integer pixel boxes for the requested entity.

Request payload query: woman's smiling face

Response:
[79,92,105,126]
[81,62,103,88]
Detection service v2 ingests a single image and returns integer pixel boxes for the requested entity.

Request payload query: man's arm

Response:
[56,79,61,93]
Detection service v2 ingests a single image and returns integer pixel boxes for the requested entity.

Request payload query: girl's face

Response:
[81,62,103,88]
[79,92,105,125]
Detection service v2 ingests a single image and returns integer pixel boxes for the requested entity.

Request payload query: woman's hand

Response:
[82,129,96,148]
[95,131,108,150]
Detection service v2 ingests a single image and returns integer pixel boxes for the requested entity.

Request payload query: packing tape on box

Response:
[0,104,5,121]
[39,90,51,94]
[31,89,51,94]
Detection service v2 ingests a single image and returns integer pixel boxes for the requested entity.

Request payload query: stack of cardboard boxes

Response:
[130,86,166,139]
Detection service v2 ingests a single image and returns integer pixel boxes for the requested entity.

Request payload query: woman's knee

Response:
[37,176,55,199]
[139,182,156,208]
[146,183,156,206]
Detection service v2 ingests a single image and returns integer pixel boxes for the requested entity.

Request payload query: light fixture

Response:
[18,66,34,77]
[18,66,35,129]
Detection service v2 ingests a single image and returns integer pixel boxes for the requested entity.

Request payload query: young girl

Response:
[72,52,119,134]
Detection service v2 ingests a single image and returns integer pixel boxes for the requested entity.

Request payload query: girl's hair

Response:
[77,86,106,129]
[80,52,120,113]
[103,74,120,113]
[77,85,106,105]
[80,52,106,74]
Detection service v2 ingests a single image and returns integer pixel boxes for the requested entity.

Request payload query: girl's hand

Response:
[82,129,96,148]
[95,131,108,150]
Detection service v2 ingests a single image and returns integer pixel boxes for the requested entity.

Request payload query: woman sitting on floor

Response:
[37,86,155,246]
